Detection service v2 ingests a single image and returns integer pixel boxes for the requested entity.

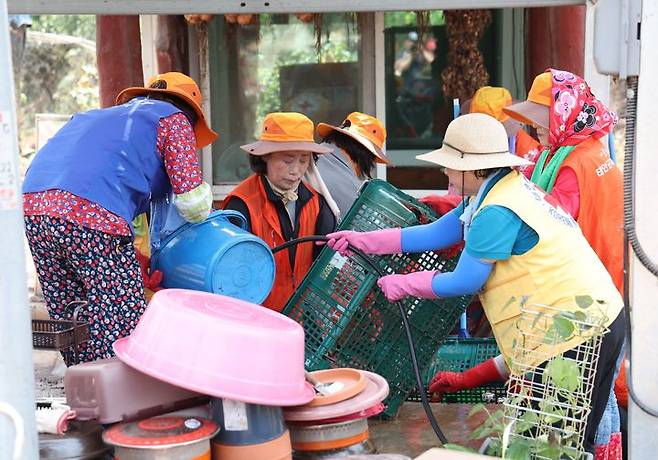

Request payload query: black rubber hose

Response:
[272,235,450,445]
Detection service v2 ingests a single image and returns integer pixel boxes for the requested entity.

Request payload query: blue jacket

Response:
[23,98,181,232]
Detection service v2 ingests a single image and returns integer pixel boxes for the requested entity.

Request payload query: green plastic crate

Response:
[408,337,507,404]
[282,180,471,417]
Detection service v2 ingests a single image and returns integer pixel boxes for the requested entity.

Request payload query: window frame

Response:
[203,9,525,199]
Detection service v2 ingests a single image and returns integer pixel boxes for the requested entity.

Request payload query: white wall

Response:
[629,0,658,455]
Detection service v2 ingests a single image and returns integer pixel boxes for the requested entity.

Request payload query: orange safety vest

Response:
[516,129,541,158]
[515,130,542,179]
[223,175,320,312]
[561,138,627,407]
[561,137,624,295]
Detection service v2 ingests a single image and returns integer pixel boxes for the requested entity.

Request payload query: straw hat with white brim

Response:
[416,113,533,171]
[241,112,331,156]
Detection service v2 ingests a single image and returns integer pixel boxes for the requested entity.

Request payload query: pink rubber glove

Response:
[325,228,402,257]
[376,271,437,301]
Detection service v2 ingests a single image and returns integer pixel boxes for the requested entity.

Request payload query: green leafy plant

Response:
[450,295,609,459]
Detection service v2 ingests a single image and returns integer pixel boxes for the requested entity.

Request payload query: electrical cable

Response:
[511,8,519,96]
[271,235,450,444]
[621,76,658,417]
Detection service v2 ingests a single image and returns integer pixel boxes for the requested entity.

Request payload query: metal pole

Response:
[0,0,38,458]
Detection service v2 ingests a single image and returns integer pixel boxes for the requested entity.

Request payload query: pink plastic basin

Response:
[283,371,389,422]
[113,289,315,406]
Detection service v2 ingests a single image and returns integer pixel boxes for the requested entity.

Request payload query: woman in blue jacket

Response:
[23,72,216,362]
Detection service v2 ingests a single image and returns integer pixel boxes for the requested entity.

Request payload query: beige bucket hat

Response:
[416,113,533,171]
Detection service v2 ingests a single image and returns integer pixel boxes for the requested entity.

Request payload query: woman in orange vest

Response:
[503,70,623,295]
[222,112,337,312]
[503,69,625,460]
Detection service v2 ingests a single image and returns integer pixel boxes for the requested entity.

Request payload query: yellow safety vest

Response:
[133,213,150,257]
[476,171,623,367]
[133,213,156,302]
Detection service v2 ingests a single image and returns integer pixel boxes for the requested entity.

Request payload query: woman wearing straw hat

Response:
[324,113,624,455]
[22,72,216,362]
[315,112,389,220]
[503,69,623,296]
[222,112,336,312]
[420,86,542,220]
[468,85,541,161]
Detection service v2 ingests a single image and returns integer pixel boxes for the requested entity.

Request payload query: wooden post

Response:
[96,15,144,108]
[525,5,585,84]
[156,15,189,74]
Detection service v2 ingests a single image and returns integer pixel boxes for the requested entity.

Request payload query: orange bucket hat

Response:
[116,72,218,149]
[503,72,552,129]
[469,86,513,122]
[241,112,331,156]
[316,112,389,164]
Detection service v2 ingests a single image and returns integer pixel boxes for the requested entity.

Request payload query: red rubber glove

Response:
[136,251,163,291]
[419,195,462,216]
[428,357,503,394]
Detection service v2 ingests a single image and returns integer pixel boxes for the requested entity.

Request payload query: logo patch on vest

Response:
[520,176,578,228]
[595,158,615,177]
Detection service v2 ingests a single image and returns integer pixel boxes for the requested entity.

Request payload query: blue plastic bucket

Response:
[151,210,275,304]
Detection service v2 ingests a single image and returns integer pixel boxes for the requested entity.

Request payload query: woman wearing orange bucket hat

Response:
[22,72,217,362]
[502,69,625,460]
[222,112,336,312]
[315,112,389,219]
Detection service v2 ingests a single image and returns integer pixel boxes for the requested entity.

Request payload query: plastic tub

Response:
[151,210,275,304]
[102,416,218,460]
[114,289,315,406]
[284,372,389,422]
[211,398,286,445]
[211,429,292,460]
[289,419,369,452]
[65,357,207,424]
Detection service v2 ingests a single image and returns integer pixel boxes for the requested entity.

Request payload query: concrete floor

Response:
[369,403,496,457]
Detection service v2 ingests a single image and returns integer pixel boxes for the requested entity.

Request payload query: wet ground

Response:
[369,402,496,457]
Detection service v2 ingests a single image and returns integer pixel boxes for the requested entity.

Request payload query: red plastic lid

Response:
[103,416,219,448]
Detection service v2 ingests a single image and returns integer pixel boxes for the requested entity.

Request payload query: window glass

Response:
[384,11,501,190]
[209,14,361,185]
